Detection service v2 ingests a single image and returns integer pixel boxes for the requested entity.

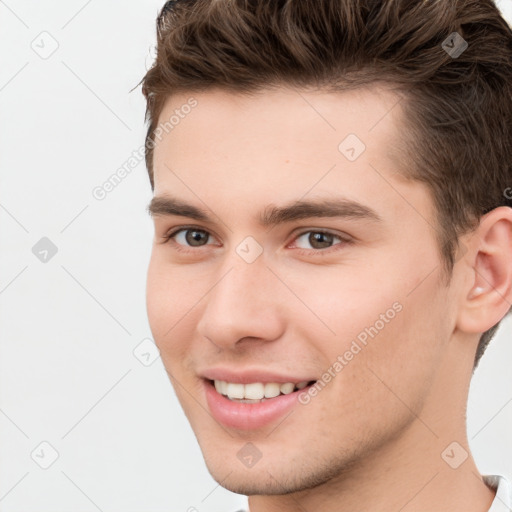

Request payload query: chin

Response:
[198,439,359,496]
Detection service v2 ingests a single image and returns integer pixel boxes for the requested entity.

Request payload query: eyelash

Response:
[161,225,352,256]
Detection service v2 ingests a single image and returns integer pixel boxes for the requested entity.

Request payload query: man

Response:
[139,0,512,510]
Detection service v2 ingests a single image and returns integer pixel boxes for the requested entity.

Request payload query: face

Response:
[146,84,458,495]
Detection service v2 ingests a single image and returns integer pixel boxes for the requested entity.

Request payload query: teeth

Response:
[226,382,244,399]
[213,379,313,400]
[264,382,281,398]
[245,382,264,399]
[280,382,295,395]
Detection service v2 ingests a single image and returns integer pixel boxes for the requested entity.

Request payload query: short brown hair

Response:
[138,0,512,369]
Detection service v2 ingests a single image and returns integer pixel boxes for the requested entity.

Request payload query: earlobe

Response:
[457,207,512,334]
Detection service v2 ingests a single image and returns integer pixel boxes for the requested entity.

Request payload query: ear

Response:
[456,207,512,335]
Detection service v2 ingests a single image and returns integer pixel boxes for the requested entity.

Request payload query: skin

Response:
[146,84,512,512]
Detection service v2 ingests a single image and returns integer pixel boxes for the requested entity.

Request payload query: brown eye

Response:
[165,228,213,248]
[308,232,334,249]
[182,229,210,246]
[294,230,342,250]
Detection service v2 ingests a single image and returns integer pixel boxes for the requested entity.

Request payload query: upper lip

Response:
[200,367,317,385]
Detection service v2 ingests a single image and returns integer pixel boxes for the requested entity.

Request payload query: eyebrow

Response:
[147,195,382,227]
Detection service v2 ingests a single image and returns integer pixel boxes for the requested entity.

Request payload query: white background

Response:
[1,1,511,511]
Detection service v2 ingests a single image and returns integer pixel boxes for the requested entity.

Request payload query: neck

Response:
[248,424,495,512]
[248,338,495,512]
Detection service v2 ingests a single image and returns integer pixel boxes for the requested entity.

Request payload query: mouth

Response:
[203,378,318,430]
[207,378,317,403]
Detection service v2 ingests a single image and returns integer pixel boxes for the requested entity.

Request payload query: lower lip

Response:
[203,379,315,430]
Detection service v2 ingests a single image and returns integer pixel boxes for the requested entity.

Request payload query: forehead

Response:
[154,84,405,160]
[151,84,425,226]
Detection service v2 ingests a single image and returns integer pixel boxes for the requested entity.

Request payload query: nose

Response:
[196,253,286,350]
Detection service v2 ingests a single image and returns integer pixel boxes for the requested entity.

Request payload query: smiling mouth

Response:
[207,378,317,403]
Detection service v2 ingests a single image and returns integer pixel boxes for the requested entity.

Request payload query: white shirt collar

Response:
[484,474,512,512]
[240,474,512,512]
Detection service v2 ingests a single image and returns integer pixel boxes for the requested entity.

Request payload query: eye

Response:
[162,226,351,255]
[164,227,216,249]
[291,230,348,252]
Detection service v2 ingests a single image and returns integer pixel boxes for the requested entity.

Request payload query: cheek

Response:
[307,286,449,444]
[276,262,404,346]
[146,255,211,367]
[298,252,449,380]
[338,271,450,410]
[146,258,167,337]
[146,257,188,345]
